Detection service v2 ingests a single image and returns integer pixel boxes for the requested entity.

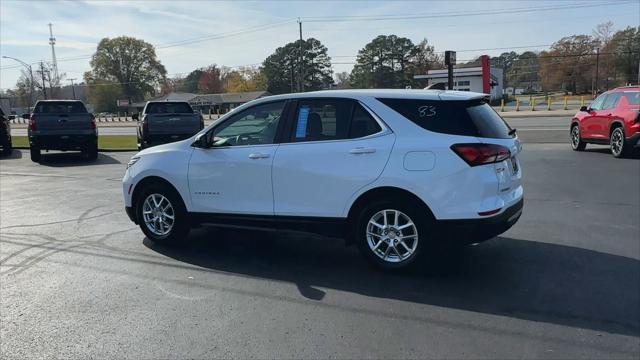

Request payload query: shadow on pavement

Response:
[584,146,640,159]
[145,228,639,337]
[0,149,22,160]
[36,152,121,167]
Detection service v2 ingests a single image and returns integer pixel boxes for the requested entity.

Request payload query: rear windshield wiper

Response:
[509,128,517,136]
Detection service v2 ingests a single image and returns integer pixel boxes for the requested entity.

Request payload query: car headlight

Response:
[126,156,140,169]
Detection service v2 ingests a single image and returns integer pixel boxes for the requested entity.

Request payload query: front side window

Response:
[210,101,285,146]
[589,94,608,110]
[602,93,621,109]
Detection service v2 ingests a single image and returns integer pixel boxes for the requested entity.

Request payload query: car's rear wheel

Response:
[83,143,98,161]
[136,183,190,245]
[570,124,586,151]
[610,127,630,158]
[30,145,41,162]
[356,199,433,271]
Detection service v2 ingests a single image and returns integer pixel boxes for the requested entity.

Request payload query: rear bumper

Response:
[30,133,97,150]
[437,198,524,245]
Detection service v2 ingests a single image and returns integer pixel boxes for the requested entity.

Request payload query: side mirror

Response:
[132,113,139,121]
[580,106,590,112]
[22,113,30,119]
[192,133,210,149]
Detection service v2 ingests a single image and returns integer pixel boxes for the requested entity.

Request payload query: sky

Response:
[1,0,638,91]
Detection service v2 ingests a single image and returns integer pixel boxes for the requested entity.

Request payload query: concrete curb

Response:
[13,146,136,152]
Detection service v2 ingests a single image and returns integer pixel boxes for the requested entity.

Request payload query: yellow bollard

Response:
[516,99,520,111]
[547,96,552,111]
[500,99,505,112]
[564,96,568,110]
[581,96,585,107]
[531,98,536,111]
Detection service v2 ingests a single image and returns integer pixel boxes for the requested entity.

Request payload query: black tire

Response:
[570,124,586,151]
[355,198,435,271]
[1,139,11,156]
[30,145,41,162]
[136,183,190,245]
[83,143,98,161]
[610,127,629,158]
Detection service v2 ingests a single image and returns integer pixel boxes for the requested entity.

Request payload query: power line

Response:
[302,1,634,22]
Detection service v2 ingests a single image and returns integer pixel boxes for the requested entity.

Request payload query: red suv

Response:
[570,86,640,158]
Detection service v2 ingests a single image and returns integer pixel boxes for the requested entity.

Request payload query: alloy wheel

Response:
[611,128,624,156]
[366,209,419,263]
[142,193,175,236]
[571,126,580,148]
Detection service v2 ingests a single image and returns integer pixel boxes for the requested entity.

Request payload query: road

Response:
[1,144,638,358]
[11,116,573,144]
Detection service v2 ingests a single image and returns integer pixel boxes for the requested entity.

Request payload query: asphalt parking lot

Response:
[1,141,639,358]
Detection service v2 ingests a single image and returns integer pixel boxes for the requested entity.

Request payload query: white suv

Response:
[123,89,523,270]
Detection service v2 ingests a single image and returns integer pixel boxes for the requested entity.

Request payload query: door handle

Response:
[248,153,270,159]
[349,147,376,154]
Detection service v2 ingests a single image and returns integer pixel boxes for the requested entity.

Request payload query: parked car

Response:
[0,107,12,156]
[571,86,640,158]
[134,101,204,150]
[123,90,523,270]
[26,100,98,162]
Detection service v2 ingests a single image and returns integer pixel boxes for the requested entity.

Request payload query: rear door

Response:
[272,98,394,217]
[33,101,92,132]
[599,92,622,138]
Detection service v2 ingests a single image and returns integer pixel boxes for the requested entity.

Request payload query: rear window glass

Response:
[377,98,513,139]
[622,91,640,105]
[146,102,193,114]
[34,101,87,114]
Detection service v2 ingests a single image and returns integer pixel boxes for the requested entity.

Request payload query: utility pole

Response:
[298,18,304,92]
[594,47,599,97]
[37,62,48,100]
[68,78,77,99]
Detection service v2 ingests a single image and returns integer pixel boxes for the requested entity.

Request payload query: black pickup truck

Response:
[26,100,98,162]
[134,101,204,150]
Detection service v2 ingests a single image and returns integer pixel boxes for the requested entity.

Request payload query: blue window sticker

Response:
[296,106,310,138]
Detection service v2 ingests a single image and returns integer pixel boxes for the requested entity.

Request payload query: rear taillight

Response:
[29,114,36,131]
[142,117,148,134]
[90,114,96,129]
[200,114,205,130]
[451,143,511,166]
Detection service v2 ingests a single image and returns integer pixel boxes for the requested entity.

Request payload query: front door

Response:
[188,101,287,215]
[582,94,607,139]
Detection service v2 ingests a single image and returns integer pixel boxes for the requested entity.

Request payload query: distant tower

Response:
[48,23,59,87]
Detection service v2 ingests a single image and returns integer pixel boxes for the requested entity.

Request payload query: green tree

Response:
[87,36,167,101]
[84,77,123,113]
[406,38,443,87]
[180,69,203,93]
[350,35,416,88]
[262,38,333,94]
[606,26,640,85]
[507,51,540,91]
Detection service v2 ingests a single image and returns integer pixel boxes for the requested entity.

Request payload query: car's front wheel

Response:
[356,200,433,270]
[570,124,586,151]
[136,183,190,244]
[610,127,629,158]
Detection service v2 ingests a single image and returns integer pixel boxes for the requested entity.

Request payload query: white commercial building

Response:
[414,55,504,101]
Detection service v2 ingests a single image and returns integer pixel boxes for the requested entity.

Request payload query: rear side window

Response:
[146,102,193,114]
[622,91,640,105]
[291,99,381,142]
[378,98,513,139]
[34,101,87,114]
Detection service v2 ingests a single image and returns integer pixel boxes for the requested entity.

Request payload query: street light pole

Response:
[2,56,35,112]
[68,78,77,99]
